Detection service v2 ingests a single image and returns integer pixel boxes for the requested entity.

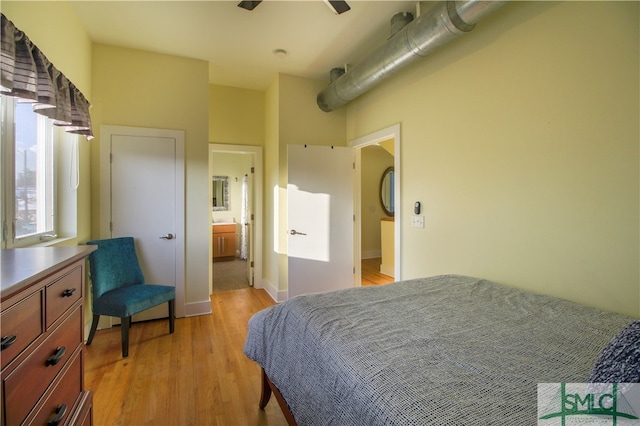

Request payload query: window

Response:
[1,95,56,248]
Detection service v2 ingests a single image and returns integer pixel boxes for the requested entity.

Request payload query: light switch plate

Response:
[411,215,425,228]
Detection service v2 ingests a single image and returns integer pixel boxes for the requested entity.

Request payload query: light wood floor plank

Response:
[85,262,388,425]
[85,288,288,426]
[361,257,394,286]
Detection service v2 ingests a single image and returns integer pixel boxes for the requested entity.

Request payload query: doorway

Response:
[352,124,401,287]
[208,144,263,294]
[360,144,395,286]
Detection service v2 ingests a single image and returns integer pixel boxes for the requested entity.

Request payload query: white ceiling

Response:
[70,0,420,91]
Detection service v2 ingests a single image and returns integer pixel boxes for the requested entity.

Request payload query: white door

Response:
[287,144,354,298]
[244,170,254,286]
[101,125,185,322]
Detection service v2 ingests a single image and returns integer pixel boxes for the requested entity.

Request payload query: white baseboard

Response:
[380,265,394,278]
[83,300,211,342]
[259,278,288,303]
[184,299,212,317]
[361,250,382,259]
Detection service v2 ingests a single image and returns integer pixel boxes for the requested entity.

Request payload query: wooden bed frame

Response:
[259,368,298,426]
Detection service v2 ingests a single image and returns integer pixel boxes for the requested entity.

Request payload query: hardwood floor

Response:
[85,288,288,426]
[85,260,390,425]
[361,257,395,286]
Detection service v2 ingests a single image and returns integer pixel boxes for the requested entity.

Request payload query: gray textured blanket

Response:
[243,275,633,425]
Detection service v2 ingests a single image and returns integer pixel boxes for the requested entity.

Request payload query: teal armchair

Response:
[86,237,175,357]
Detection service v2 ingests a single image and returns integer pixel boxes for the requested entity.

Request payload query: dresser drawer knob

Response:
[62,288,77,297]
[47,403,67,426]
[45,346,66,366]
[1,335,17,350]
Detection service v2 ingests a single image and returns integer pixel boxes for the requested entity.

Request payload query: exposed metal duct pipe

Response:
[330,67,346,83]
[317,0,505,112]
[390,12,414,37]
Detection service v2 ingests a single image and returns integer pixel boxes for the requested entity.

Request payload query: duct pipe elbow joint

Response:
[317,83,345,112]
[447,1,476,33]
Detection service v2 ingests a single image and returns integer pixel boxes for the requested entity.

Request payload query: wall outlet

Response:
[411,215,425,228]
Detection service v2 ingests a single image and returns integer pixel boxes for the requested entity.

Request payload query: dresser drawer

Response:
[69,391,93,426]
[46,264,83,329]
[3,306,82,426]
[0,290,43,370]
[25,348,82,426]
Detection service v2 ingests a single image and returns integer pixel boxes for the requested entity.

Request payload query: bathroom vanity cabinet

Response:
[212,224,236,261]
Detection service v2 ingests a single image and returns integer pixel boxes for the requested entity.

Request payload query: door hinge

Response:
[109,222,113,232]
[251,213,255,221]
[251,167,255,173]
[353,162,355,170]
[250,261,254,267]
[110,153,113,163]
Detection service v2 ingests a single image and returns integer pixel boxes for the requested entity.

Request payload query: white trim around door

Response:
[351,123,401,284]
[209,143,264,295]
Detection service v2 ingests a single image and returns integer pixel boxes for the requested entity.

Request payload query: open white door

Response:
[101,125,185,322]
[287,144,354,298]
[244,170,254,286]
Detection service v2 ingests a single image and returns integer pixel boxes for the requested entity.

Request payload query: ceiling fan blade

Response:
[237,1,262,11]
[326,0,351,15]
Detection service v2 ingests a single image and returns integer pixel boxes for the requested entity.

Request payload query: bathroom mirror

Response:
[380,167,394,217]
[212,176,229,211]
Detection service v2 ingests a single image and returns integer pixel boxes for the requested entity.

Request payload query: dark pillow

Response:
[588,320,640,383]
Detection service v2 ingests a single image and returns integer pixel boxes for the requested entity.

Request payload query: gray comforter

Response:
[243,275,633,425]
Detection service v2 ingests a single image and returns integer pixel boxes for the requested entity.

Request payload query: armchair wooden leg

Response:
[121,316,131,358]
[86,314,100,345]
[168,299,175,334]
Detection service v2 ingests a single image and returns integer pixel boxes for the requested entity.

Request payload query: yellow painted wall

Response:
[91,44,210,308]
[263,76,280,292]
[209,84,264,145]
[361,145,393,258]
[279,74,346,148]
[261,74,347,295]
[1,2,93,248]
[346,2,639,316]
[1,2,92,97]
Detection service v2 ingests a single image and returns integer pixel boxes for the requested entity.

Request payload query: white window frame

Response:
[1,95,58,248]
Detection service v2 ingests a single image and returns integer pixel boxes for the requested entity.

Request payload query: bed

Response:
[243,275,639,425]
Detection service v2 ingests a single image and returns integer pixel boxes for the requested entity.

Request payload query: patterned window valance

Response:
[1,13,93,139]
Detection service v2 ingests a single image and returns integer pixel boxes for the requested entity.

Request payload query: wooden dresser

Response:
[1,246,96,426]
[212,224,236,261]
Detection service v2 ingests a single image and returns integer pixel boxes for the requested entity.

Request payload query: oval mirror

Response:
[380,167,394,217]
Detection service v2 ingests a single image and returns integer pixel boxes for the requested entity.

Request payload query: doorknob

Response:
[160,233,174,240]
[289,229,307,236]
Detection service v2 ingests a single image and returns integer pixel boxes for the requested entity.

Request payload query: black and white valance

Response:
[1,13,93,139]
